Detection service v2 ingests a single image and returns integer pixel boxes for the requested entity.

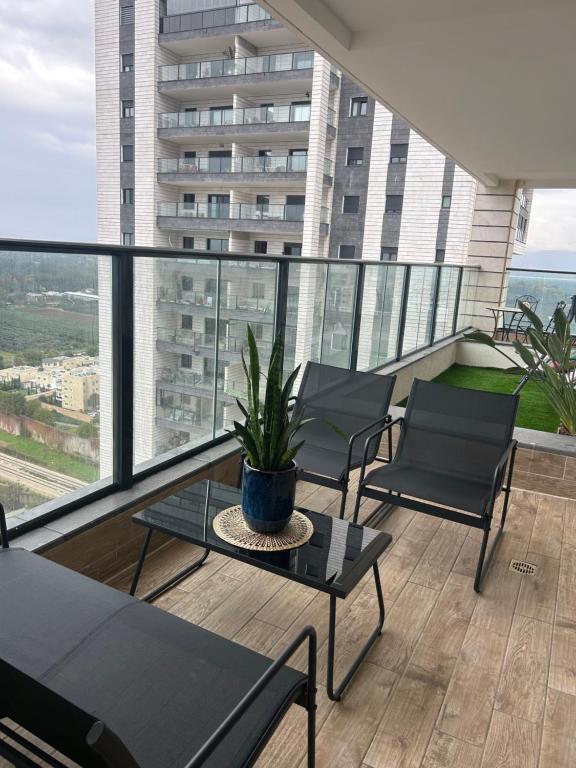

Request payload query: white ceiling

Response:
[257,0,576,187]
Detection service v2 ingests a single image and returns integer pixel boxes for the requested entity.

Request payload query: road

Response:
[0,453,86,499]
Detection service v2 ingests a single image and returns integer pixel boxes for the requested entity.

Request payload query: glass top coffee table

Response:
[130,479,392,701]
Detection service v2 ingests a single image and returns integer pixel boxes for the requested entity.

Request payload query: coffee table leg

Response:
[326,562,385,702]
[130,527,209,602]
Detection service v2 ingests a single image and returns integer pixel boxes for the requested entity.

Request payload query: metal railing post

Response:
[349,263,366,371]
[211,259,222,440]
[452,267,464,336]
[112,251,134,489]
[395,265,411,361]
[429,265,442,346]
[275,260,290,343]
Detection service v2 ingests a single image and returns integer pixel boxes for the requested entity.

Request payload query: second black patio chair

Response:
[352,379,519,592]
[293,362,396,519]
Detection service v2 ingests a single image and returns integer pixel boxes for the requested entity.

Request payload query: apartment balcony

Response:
[156,326,273,362]
[157,369,244,405]
[158,51,314,100]
[158,1,288,57]
[157,104,335,144]
[157,154,330,189]
[157,286,274,321]
[157,201,307,235]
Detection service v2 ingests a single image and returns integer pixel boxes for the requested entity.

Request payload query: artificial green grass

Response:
[410,364,560,433]
[0,429,98,483]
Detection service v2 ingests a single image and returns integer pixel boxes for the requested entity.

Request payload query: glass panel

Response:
[0,249,110,531]
[401,266,437,355]
[134,256,218,468]
[215,260,278,438]
[285,261,327,377]
[506,269,576,331]
[433,266,460,341]
[358,264,405,369]
[320,264,357,368]
[457,267,479,331]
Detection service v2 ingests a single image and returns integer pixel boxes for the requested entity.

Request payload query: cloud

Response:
[526,189,576,252]
[0,0,96,241]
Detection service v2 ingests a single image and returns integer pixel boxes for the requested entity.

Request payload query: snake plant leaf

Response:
[512,341,536,369]
[518,301,544,333]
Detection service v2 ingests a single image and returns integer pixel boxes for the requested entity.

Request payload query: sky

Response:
[0,0,96,242]
[0,1,575,253]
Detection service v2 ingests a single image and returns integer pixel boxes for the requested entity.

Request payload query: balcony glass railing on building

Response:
[158,201,306,222]
[158,104,311,129]
[0,239,478,542]
[158,154,309,175]
[157,287,273,313]
[159,51,314,83]
[160,1,270,34]
[506,267,576,332]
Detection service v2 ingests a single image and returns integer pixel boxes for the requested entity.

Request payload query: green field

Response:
[0,429,98,483]
[0,305,97,361]
[408,364,559,433]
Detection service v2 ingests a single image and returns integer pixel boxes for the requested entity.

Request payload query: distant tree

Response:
[0,390,27,416]
[77,422,98,439]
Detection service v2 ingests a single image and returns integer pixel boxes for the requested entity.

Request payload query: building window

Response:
[435,248,446,263]
[385,195,403,214]
[121,188,134,205]
[342,195,360,214]
[517,213,528,242]
[390,143,408,163]
[339,245,356,259]
[121,144,133,162]
[180,354,192,369]
[181,315,193,330]
[252,282,265,300]
[120,5,134,24]
[206,238,229,252]
[349,96,368,117]
[182,237,194,249]
[380,247,398,262]
[122,232,134,246]
[346,147,364,166]
[121,100,134,118]
[181,275,193,291]
[254,240,267,254]
[283,242,302,256]
[121,53,134,72]
[441,195,452,209]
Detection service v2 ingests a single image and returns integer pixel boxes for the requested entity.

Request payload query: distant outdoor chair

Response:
[544,300,567,335]
[353,379,519,592]
[293,362,396,519]
[512,293,539,340]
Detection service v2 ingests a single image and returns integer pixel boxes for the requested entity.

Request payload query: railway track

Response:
[0,453,86,499]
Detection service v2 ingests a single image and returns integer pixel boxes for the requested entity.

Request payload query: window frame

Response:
[342,195,360,214]
[338,244,356,259]
[385,195,403,214]
[349,96,368,117]
[346,146,364,166]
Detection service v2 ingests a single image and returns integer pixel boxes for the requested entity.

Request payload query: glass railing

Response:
[158,202,305,222]
[327,107,336,128]
[506,268,576,331]
[159,50,314,82]
[158,103,311,129]
[158,154,308,174]
[1,238,478,540]
[160,2,270,34]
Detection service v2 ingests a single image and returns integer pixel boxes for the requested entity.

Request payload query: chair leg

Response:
[352,487,363,525]
[338,483,348,520]
[474,524,491,593]
[499,445,517,531]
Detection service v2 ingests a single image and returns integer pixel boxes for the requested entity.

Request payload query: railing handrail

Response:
[507,267,576,276]
[158,103,311,129]
[157,155,309,174]
[159,50,314,82]
[0,238,482,269]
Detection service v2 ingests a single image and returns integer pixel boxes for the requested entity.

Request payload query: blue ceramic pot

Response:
[242,460,297,534]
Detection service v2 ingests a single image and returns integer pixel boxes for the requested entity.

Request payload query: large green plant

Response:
[465,302,576,434]
[232,326,309,471]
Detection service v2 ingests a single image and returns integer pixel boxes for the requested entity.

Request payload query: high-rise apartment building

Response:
[95,0,531,472]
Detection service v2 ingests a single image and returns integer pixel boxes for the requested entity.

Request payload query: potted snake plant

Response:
[465,301,576,435]
[232,326,309,533]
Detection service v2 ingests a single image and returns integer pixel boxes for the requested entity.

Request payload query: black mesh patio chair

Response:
[292,362,396,519]
[352,379,519,592]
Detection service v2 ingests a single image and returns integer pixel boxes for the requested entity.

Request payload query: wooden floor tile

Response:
[481,710,540,768]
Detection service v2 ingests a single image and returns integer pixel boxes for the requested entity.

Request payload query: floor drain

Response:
[510,559,537,576]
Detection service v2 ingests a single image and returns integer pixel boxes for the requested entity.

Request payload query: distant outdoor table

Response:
[130,478,392,701]
[487,305,525,340]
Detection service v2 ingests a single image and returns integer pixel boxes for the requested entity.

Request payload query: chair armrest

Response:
[340,415,392,480]
[357,417,404,486]
[184,626,317,768]
[487,440,518,505]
